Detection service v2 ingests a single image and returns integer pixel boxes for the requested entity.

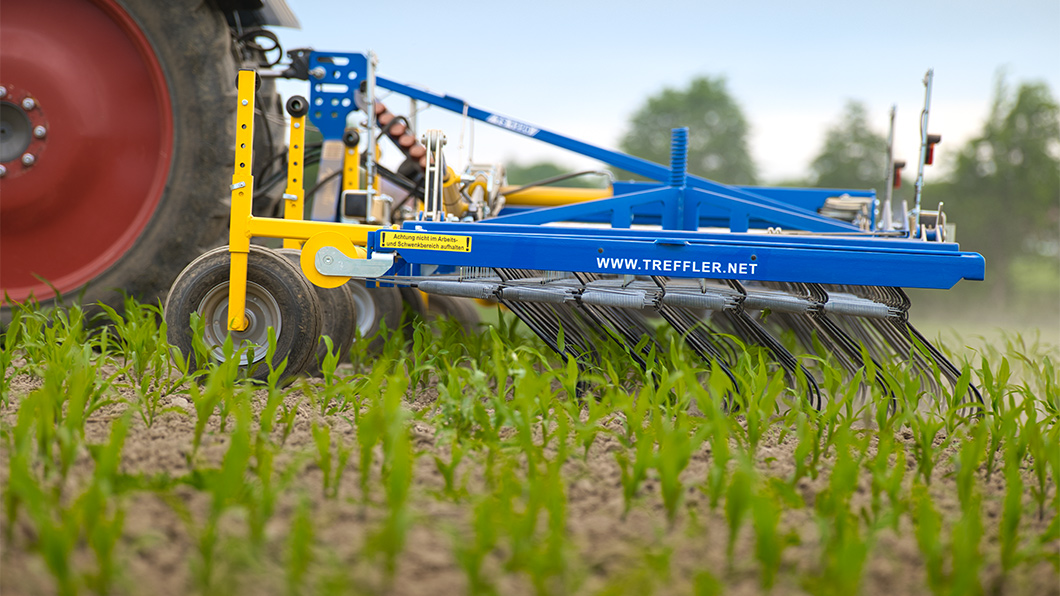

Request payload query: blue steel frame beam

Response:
[401,221,966,253]
[368,224,985,290]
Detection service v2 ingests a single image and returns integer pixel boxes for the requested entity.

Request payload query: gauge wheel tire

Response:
[1,0,237,325]
[276,248,357,375]
[426,294,482,329]
[347,284,411,354]
[164,246,322,383]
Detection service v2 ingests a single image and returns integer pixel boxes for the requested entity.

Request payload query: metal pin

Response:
[0,86,7,99]
[0,164,6,177]
[21,153,35,166]
[21,98,36,110]
[241,99,249,106]
[33,126,47,139]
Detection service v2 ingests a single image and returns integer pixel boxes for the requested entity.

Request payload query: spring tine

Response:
[721,308,822,410]
[494,268,597,364]
[799,283,897,408]
[409,268,973,416]
[655,303,741,393]
[574,272,663,374]
[827,285,982,412]
[578,303,658,371]
[720,281,822,409]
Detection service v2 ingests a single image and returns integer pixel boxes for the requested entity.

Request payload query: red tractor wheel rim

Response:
[0,0,174,303]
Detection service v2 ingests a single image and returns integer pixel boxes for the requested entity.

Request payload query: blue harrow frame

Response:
[302,50,984,291]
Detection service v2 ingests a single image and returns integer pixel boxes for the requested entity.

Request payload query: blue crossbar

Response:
[369,222,984,290]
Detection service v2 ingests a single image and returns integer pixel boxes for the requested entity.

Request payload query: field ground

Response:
[1,301,1058,595]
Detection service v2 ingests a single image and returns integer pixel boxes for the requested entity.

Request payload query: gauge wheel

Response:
[426,294,482,329]
[164,246,322,382]
[276,248,357,375]
[347,284,410,354]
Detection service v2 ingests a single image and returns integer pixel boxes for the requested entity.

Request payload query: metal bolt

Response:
[323,255,333,265]
[0,86,6,99]
[293,122,300,129]
[21,97,36,110]
[33,126,47,139]
[241,99,249,106]
[309,66,326,80]
[0,164,6,177]
[21,153,35,166]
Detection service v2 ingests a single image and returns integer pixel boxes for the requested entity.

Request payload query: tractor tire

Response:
[1,0,236,323]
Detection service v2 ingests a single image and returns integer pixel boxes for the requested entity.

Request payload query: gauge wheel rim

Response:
[197,280,282,366]
[347,284,380,338]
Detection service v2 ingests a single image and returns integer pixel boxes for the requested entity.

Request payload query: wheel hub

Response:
[198,281,283,366]
[0,86,49,182]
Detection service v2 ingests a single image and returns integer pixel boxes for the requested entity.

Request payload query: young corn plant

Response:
[651,372,708,525]
[724,455,755,567]
[999,438,1025,577]
[613,384,654,516]
[1020,396,1053,521]
[286,496,316,596]
[100,297,188,427]
[79,413,130,595]
[452,493,501,595]
[751,482,784,592]
[948,492,985,596]
[366,374,415,580]
[908,408,946,485]
[953,422,987,509]
[1,304,28,404]
[912,482,946,596]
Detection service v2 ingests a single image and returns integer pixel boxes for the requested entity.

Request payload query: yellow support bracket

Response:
[228,69,257,331]
[343,139,360,192]
[247,217,381,246]
[283,111,307,249]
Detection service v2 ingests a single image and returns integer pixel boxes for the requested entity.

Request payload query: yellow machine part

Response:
[300,231,366,288]
[227,69,257,331]
[282,111,307,249]
[227,71,385,329]
[343,143,360,192]
[442,165,469,217]
[501,185,611,207]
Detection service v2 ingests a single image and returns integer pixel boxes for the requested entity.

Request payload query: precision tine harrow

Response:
[165,56,986,412]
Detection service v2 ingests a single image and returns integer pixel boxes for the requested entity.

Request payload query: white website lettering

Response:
[595,257,758,275]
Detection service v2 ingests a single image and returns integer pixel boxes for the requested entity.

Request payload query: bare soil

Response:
[1,369,1057,596]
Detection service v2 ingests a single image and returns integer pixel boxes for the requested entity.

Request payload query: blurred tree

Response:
[505,161,607,188]
[809,101,888,190]
[618,76,757,184]
[941,78,1060,306]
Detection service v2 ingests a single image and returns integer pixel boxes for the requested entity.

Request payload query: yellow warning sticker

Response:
[379,231,472,252]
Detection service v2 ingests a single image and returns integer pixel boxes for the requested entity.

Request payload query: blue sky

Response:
[272,0,1059,183]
